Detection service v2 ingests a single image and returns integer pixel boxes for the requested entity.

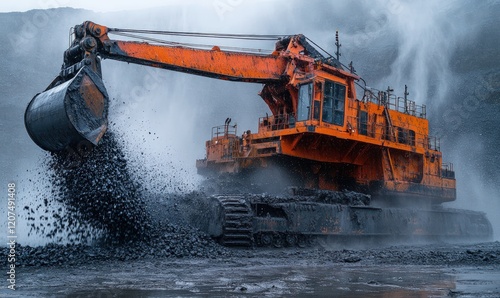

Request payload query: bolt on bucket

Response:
[25,67,109,152]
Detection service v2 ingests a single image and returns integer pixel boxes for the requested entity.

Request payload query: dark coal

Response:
[240,241,500,267]
[2,223,228,267]
[343,255,362,263]
[27,132,153,243]
[16,131,227,266]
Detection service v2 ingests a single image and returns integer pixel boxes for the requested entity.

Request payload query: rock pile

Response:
[15,131,227,266]
[5,223,227,267]
[26,132,153,243]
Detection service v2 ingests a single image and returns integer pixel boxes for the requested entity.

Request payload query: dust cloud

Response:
[357,0,500,240]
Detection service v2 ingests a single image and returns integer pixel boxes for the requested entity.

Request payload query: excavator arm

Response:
[104,40,287,82]
[62,22,289,83]
[25,21,345,151]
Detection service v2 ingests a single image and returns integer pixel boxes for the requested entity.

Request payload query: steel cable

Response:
[110,31,274,54]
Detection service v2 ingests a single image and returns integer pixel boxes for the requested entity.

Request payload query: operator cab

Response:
[297,78,347,127]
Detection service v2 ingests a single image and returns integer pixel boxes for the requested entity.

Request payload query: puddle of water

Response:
[2,260,499,297]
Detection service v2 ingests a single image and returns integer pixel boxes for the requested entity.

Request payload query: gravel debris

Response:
[8,131,227,267]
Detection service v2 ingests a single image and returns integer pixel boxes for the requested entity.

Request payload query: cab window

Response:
[297,83,312,121]
[359,110,368,135]
[322,80,346,126]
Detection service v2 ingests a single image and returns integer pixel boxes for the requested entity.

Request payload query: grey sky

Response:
[0,0,190,12]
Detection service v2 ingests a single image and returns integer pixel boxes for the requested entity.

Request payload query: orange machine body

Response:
[60,22,455,204]
[195,62,456,204]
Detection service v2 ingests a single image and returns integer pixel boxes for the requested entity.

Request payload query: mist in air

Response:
[369,0,500,238]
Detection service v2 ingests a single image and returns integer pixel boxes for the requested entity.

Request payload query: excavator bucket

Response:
[25,67,109,152]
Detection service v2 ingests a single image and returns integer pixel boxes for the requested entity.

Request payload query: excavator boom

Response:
[63,22,290,83]
[26,21,344,151]
[103,40,288,83]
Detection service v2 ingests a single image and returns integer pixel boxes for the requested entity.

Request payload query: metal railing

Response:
[212,124,237,139]
[347,116,440,151]
[441,163,455,179]
[254,112,441,151]
[361,88,427,119]
[426,136,440,151]
[259,113,296,131]
[208,124,240,160]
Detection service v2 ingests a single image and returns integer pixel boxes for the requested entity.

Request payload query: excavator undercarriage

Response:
[188,191,492,247]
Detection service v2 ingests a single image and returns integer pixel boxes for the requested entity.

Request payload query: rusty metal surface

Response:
[257,203,493,239]
[25,67,108,151]
[190,193,492,247]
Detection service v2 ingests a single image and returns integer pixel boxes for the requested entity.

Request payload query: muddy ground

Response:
[2,241,500,297]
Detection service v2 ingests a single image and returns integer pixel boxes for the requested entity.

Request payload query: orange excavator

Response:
[25,21,492,246]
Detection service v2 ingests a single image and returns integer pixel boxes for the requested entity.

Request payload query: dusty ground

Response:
[2,241,499,297]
